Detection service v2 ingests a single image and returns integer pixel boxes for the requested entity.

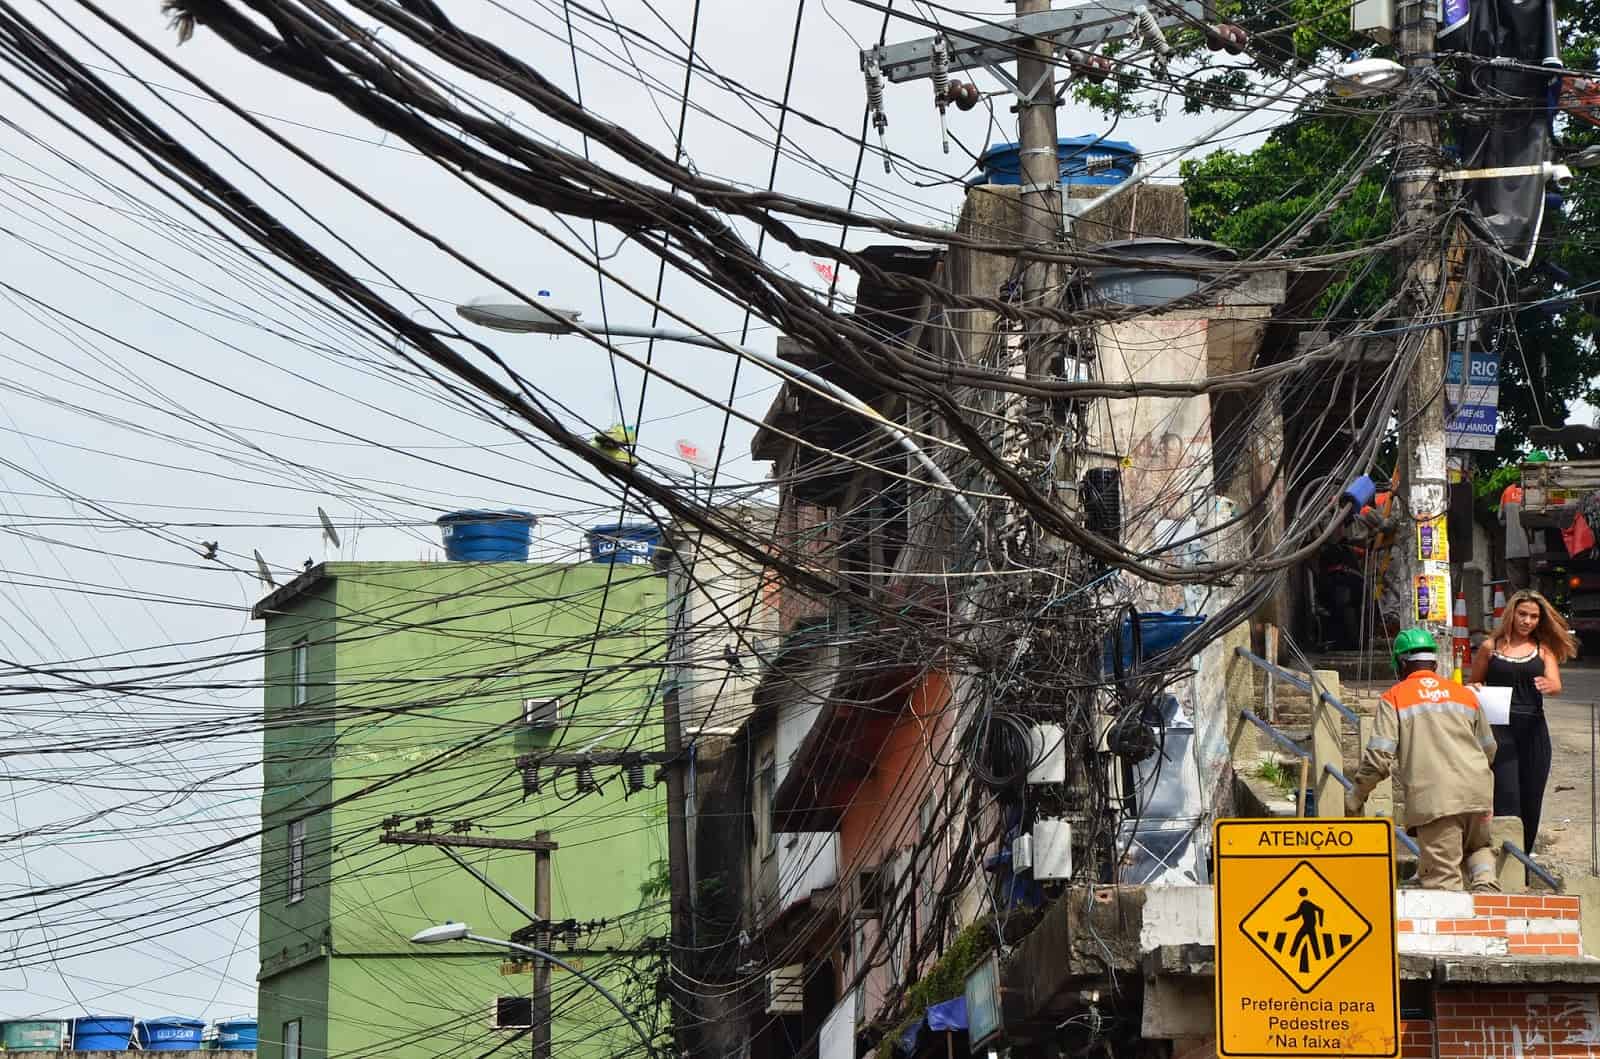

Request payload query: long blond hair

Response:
[1491,589,1579,662]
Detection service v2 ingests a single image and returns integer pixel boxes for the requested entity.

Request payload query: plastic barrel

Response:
[138,1017,206,1052]
[587,523,664,566]
[436,510,536,562]
[1,1020,68,1051]
[1084,238,1239,308]
[1104,611,1205,676]
[213,1017,259,1052]
[974,136,1140,188]
[72,1015,135,1051]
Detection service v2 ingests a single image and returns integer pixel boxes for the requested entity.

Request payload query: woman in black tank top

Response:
[1468,590,1579,853]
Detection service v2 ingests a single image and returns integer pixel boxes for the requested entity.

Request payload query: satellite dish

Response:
[253,549,276,588]
[1329,57,1406,98]
[676,438,715,472]
[317,506,342,549]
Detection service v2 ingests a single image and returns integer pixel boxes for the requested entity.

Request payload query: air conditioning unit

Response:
[522,697,561,729]
[766,965,805,1014]
[490,996,533,1029]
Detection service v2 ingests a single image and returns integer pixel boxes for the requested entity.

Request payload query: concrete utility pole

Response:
[1393,0,1452,649]
[1015,0,1062,459]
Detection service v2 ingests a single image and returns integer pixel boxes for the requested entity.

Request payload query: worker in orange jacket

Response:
[1348,629,1500,891]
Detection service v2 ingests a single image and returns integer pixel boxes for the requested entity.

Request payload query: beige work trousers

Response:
[1414,812,1500,892]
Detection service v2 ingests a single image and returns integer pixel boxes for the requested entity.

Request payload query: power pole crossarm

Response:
[863,0,1203,85]
[379,832,559,852]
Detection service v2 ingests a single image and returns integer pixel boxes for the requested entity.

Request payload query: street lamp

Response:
[409,922,658,1056]
[456,296,978,522]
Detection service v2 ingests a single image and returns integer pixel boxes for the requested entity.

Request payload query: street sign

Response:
[1445,349,1500,451]
[1214,819,1398,1058]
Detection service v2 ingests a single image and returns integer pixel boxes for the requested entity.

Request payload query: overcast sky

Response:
[0,0,1299,1023]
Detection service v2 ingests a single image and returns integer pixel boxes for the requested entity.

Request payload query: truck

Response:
[1517,453,1600,636]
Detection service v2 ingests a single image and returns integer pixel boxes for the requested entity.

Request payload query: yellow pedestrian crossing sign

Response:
[1214,819,1398,1058]
[1240,861,1371,992]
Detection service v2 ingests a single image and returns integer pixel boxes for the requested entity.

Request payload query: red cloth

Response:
[1501,483,1525,506]
[1564,512,1595,557]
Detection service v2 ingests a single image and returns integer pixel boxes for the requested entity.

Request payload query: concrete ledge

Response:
[1145,943,1438,981]
[1432,955,1600,986]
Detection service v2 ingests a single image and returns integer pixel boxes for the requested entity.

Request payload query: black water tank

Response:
[1082,467,1122,540]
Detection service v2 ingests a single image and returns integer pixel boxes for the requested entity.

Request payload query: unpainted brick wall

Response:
[1402,1018,1435,1058]
[1434,989,1600,1058]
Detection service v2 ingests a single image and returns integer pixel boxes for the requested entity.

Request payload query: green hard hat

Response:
[1391,628,1438,671]
[1527,450,1551,463]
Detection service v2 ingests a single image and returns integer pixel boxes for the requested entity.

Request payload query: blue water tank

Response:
[1104,611,1205,676]
[587,523,664,566]
[137,1017,205,1052]
[213,1017,259,1052]
[436,510,536,562]
[72,1015,135,1051]
[975,136,1139,188]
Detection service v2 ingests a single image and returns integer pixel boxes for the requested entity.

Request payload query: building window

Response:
[287,819,305,904]
[283,1019,301,1059]
[291,640,309,707]
[755,752,776,856]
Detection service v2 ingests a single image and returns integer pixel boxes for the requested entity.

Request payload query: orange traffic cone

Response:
[1452,592,1470,681]
[1492,583,1507,623]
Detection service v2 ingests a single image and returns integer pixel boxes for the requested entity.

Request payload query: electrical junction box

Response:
[1032,819,1073,881]
[1350,0,1392,42]
[1026,722,1067,784]
[1012,834,1034,876]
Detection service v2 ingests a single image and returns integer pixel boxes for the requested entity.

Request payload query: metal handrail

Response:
[1394,828,1420,858]
[1323,763,1354,792]
[1234,647,1359,726]
[1502,841,1563,892]
[1239,709,1309,761]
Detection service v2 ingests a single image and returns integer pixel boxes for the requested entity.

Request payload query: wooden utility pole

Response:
[533,829,552,1059]
[661,685,692,1047]
[1394,0,1451,647]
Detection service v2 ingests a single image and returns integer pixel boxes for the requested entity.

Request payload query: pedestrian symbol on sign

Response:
[1240,861,1372,993]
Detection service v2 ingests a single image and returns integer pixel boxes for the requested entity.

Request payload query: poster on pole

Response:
[1445,349,1500,451]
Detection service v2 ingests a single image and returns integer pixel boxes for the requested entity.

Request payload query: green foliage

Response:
[874,922,993,1059]
[639,857,671,905]
[1256,760,1297,793]
[1071,0,1363,115]
[1169,1,1600,469]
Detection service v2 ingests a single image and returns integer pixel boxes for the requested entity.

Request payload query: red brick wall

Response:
[1402,1018,1435,1058]
[1397,893,1583,958]
[1435,990,1600,1058]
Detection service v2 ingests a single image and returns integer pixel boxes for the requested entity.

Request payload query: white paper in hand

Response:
[1475,685,1512,725]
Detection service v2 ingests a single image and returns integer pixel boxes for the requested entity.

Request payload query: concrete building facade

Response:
[252,561,667,1058]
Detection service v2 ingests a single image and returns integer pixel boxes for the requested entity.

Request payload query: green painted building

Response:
[253,561,668,1058]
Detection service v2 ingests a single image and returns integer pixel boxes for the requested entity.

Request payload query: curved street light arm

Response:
[463,932,658,1057]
